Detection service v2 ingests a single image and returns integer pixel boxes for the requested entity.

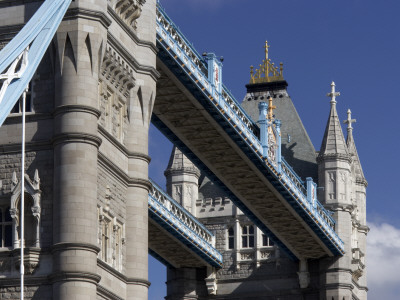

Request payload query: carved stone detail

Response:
[13,247,40,275]
[101,44,135,99]
[110,0,146,30]
[10,170,41,248]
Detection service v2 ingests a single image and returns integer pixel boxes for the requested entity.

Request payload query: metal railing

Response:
[148,179,223,266]
[156,4,344,253]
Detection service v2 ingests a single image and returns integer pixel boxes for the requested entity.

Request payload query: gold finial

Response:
[264,40,270,60]
[249,41,284,84]
[267,96,276,120]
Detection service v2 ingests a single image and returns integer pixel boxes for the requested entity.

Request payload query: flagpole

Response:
[20,87,27,300]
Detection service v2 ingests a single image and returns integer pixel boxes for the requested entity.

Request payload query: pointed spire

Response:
[319,82,349,158]
[164,146,200,177]
[343,109,366,184]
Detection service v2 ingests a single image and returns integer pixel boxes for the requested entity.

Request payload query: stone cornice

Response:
[52,132,102,148]
[53,105,101,118]
[0,140,52,154]
[164,167,201,178]
[49,271,101,284]
[51,242,100,255]
[126,277,151,287]
[98,126,151,162]
[107,33,160,81]
[323,283,354,290]
[97,258,126,283]
[324,267,352,274]
[97,285,124,300]
[352,278,369,291]
[98,151,129,185]
[0,276,49,286]
[324,202,354,213]
[64,7,112,29]
[4,112,53,124]
[317,152,352,163]
[97,259,150,288]
[98,152,152,191]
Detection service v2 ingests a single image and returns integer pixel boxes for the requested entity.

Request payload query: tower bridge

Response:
[154,3,343,260]
[0,1,367,299]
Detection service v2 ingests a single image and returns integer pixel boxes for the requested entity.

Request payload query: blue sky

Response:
[149,1,400,299]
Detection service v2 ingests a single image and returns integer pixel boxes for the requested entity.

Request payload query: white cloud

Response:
[367,222,400,299]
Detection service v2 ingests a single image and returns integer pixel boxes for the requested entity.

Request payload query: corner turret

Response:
[343,109,368,294]
[318,82,364,300]
[318,82,349,159]
[164,146,200,215]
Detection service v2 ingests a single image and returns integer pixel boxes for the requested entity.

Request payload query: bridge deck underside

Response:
[154,61,331,260]
[148,219,208,268]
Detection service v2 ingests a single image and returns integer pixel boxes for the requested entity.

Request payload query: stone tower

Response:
[52,1,108,299]
[0,1,157,299]
[317,82,368,299]
[164,46,368,299]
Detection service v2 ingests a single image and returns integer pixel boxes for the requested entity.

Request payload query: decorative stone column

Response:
[51,1,108,299]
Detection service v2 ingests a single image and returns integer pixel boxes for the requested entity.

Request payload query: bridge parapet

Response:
[155,4,344,255]
[156,4,257,136]
[148,179,223,267]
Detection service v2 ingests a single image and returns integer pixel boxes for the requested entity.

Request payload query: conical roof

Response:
[344,109,366,184]
[319,82,349,158]
[164,146,200,177]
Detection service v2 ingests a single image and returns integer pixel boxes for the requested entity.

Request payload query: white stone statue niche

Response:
[9,170,41,274]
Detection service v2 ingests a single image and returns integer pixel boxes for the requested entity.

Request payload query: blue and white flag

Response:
[0,0,72,126]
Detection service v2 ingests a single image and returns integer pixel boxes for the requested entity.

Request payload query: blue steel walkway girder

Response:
[148,179,223,268]
[154,4,344,261]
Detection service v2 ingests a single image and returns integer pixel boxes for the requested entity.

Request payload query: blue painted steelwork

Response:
[0,0,72,126]
[155,3,344,257]
[148,179,223,268]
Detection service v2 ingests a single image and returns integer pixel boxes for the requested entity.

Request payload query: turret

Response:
[318,81,351,206]
[343,109,368,295]
[317,82,354,300]
[164,146,200,215]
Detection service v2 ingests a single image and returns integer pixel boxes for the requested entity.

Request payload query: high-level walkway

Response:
[148,179,223,268]
[153,4,344,260]
[0,0,344,269]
